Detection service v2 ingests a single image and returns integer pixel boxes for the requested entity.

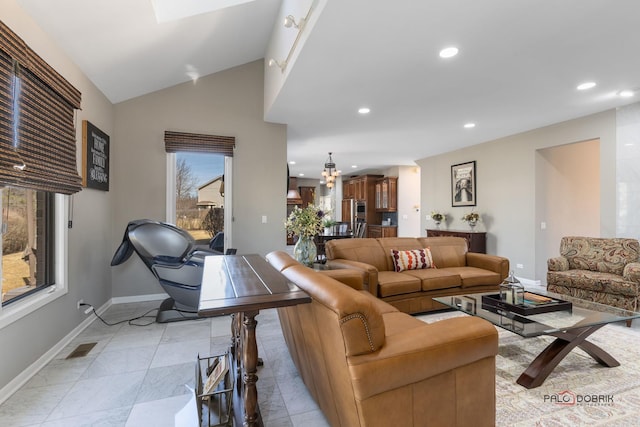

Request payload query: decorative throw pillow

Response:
[390,248,434,272]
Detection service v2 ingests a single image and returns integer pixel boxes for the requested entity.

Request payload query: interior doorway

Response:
[535,139,600,283]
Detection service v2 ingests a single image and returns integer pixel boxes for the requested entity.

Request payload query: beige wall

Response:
[417,110,615,282]
[111,60,287,298]
[1,3,114,392]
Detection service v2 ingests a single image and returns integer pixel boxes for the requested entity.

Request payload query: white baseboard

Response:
[0,293,167,405]
[0,299,111,405]
[111,293,168,305]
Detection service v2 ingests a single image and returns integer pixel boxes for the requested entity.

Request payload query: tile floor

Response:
[0,301,329,427]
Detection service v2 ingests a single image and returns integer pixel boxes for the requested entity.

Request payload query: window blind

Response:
[164,131,235,156]
[0,20,82,195]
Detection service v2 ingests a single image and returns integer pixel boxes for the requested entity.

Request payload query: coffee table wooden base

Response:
[517,324,620,389]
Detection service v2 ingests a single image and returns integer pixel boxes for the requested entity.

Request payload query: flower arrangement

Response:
[461,212,480,223]
[430,211,446,222]
[285,204,325,239]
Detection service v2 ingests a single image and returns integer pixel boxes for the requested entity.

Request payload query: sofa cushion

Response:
[390,248,434,272]
[548,269,640,297]
[377,238,429,271]
[560,236,640,275]
[441,266,502,288]
[377,271,422,297]
[418,237,467,268]
[402,268,461,291]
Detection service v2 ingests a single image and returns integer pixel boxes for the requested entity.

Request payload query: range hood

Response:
[287,176,302,204]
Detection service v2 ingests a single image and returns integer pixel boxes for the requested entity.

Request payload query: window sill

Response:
[0,285,67,330]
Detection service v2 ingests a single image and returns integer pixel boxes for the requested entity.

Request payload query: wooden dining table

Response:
[198,254,311,426]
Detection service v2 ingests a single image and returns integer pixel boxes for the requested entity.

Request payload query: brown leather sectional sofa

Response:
[266,250,498,427]
[325,236,510,314]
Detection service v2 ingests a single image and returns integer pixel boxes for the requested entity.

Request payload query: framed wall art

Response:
[82,120,110,191]
[451,161,476,207]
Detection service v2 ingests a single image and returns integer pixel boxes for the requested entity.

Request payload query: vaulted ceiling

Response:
[16,0,640,180]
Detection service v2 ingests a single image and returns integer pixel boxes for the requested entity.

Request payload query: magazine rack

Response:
[195,352,233,427]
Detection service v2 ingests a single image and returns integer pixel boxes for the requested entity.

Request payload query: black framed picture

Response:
[82,120,109,191]
[451,161,476,207]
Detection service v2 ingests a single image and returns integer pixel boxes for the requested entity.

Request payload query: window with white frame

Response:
[164,131,234,251]
[0,21,81,316]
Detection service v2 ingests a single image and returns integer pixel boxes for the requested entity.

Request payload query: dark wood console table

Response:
[199,254,311,427]
[426,229,487,253]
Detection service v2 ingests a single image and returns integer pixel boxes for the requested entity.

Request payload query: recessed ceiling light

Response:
[358,107,370,114]
[298,173,304,177]
[439,47,459,58]
[351,165,358,168]
[619,90,635,98]
[464,123,476,129]
[577,82,596,90]
[289,160,296,164]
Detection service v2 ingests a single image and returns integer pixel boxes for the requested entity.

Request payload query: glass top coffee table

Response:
[434,289,640,389]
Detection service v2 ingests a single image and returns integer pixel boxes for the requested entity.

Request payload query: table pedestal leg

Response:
[517,324,619,389]
[231,313,243,375]
[242,310,260,426]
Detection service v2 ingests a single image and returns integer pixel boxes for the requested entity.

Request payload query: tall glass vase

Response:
[293,236,317,267]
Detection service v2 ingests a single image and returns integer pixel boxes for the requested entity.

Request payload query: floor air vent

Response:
[66,342,97,359]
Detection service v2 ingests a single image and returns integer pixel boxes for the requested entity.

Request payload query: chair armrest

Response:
[326,259,379,294]
[347,316,497,400]
[466,253,509,278]
[548,256,569,272]
[623,262,640,283]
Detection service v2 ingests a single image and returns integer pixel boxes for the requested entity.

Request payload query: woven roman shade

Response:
[0,20,82,195]
[164,131,235,156]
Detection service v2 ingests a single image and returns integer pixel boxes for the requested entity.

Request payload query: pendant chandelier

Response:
[321,152,340,189]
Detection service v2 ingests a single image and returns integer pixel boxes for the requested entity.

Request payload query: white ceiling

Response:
[16,0,640,180]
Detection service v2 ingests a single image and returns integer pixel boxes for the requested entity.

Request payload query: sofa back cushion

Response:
[560,236,640,275]
[376,237,426,271]
[418,236,468,267]
[325,238,389,271]
[278,264,386,356]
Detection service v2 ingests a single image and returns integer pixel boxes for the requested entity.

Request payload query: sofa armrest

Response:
[548,256,569,272]
[347,316,497,400]
[466,253,509,278]
[326,259,379,294]
[319,269,366,291]
[623,262,640,283]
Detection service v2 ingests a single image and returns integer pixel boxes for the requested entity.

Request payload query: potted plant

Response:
[461,211,480,229]
[430,211,446,227]
[322,218,337,235]
[285,204,325,266]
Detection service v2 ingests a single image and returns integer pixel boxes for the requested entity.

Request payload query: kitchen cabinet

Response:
[367,225,397,238]
[343,180,355,199]
[375,177,397,212]
[354,177,367,200]
[299,186,315,208]
[342,175,383,236]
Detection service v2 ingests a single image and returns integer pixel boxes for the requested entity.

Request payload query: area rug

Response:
[417,311,640,426]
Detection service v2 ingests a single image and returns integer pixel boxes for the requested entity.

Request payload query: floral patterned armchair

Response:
[547,236,640,323]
